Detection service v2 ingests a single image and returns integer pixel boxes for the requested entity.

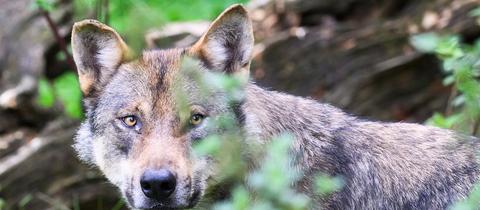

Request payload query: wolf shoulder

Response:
[318,118,480,208]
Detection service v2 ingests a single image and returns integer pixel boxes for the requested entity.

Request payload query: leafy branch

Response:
[36,0,77,73]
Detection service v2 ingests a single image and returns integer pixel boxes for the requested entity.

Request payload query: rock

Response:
[252,0,480,122]
[145,21,210,49]
[0,118,126,210]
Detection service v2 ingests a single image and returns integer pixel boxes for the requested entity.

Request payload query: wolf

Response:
[71,4,480,209]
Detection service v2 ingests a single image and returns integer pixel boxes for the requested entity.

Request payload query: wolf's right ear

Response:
[71,20,131,95]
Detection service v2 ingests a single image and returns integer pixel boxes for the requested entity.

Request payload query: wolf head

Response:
[71,5,253,209]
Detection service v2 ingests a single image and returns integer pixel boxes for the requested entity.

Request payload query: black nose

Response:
[140,169,177,200]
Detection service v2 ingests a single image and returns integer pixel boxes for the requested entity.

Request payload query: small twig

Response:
[103,0,109,24]
[472,117,480,136]
[445,86,457,116]
[36,192,72,210]
[96,0,103,21]
[40,9,77,73]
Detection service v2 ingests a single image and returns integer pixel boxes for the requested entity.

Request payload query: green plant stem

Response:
[103,0,109,24]
[472,118,480,136]
[445,86,457,116]
[96,0,103,21]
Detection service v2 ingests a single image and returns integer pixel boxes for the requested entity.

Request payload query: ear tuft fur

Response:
[71,19,131,95]
[190,4,254,74]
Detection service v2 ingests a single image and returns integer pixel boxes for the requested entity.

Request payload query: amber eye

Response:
[122,116,137,127]
[190,114,204,126]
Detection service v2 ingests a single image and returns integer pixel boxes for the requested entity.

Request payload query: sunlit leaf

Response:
[232,187,250,209]
[410,33,440,53]
[53,72,83,119]
[193,135,221,156]
[436,36,463,58]
[35,0,55,11]
[315,174,345,195]
[425,113,462,129]
[469,7,480,17]
[37,78,55,108]
[442,58,457,72]
[442,75,455,86]
[452,95,466,107]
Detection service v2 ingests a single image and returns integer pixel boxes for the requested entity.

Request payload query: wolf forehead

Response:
[103,49,188,98]
[127,49,184,90]
[95,49,218,114]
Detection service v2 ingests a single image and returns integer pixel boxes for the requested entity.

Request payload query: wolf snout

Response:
[140,169,177,200]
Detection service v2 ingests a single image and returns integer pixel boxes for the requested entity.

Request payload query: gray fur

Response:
[243,85,480,209]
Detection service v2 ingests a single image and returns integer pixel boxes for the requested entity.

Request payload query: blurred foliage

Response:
[18,194,32,210]
[33,0,55,11]
[74,0,248,51]
[36,72,83,119]
[212,135,310,210]
[37,78,55,108]
[410,33,480,134]
[53,72,83,119]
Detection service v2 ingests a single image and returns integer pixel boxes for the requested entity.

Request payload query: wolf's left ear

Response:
[190,4,254,74]
[71,20,131,95]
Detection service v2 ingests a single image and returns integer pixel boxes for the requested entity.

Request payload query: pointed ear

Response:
[190,4,254,74]
[71,19,131,95]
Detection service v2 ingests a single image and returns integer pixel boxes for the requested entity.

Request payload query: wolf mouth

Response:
[145,204,178,210]
[186,189,202,208]
[143,198,200,210]
[131,189,201,210]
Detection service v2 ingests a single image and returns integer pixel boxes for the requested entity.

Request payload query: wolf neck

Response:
[242,84,352,170]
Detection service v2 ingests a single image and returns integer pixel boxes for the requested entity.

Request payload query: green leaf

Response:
[232,187,250,210]
[0,198,5,210]
[442,58,457,72]
[55,52,66,61]
[35,0,55,11]
[410,33,441,53]
[37,78,55,108]
[315,174,344,195]
[111,199,125,210]
[425,113,462,129]
[435,36,463,58]
[193,135,221,156]
[469,7,480,17]
[53,72,83,119]
[452,95,466,107]
[442,75,455,86]
[18,194,32,208]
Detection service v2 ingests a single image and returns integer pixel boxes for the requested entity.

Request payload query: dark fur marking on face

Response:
[197,50,214,70]
[126,178,135,206]
[140,50,184,114]
[112,123,133,154]
[88,99,102,133]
